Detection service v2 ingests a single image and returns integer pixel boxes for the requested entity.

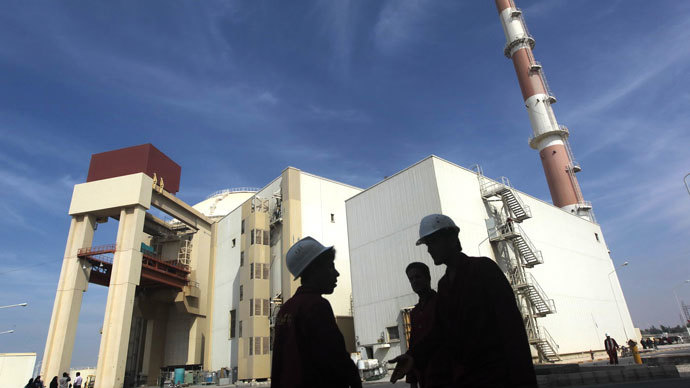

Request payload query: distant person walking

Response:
[271,237,361,388]
[390,214,537,387]
[604,333,619,364]
[73,372,82,388]
[49,376,58,388]
[33,375,44,388]
[24,378,34,388]
[404,262,441,388]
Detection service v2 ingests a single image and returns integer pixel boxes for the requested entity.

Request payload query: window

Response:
[255,298,261,316]
[249,299,253,316]
[595,232,600,242]
[256,229,263,245]
[241,219,245,234]
[263,263,269,279]
[263,336,269,355]
[263,230,269,245]
[232,238,236,248]
[330,213,335,223]
[239,285,243,301]
[250,263,254,279]
[251,229,255,245]
[263,299,270,316]
[239,321,243,337]
[249,337,253,356]
[255,263,262,279]
[387,326,400,342]
[229,310,236,339]
[255,336,261,355]
[240,251,244,266]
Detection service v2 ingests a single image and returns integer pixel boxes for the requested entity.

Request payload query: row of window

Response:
[250,263,269,279]
[248,336,270,356]
[251,229,270,245]
[249,298,271,317]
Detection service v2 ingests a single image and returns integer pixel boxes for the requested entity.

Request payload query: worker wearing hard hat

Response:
[390,214,537,388]
[271,237,362,388]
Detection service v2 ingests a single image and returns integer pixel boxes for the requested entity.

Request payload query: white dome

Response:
[193,188,258,217]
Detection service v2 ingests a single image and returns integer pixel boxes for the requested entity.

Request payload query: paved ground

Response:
[361,378,690,388]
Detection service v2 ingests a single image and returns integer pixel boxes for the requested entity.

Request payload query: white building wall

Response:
[209,206,243,371]
[0,353,36,388]
[346,158,445,363]
[347,156,636,363]
[194,191,256,218]
[300,173,362,317]
[518,194,636,353]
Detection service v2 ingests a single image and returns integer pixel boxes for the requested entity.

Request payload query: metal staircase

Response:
[480,177,531,222]
[512,273,556,317]
[475,166,560,363]
[491,221,543,267]
[526,321,560,363]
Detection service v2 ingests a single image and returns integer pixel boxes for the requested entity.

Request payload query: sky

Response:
[1,0,689,368]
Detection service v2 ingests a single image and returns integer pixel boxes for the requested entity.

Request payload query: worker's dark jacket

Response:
[271,286,361,388]
[408,254,537,388]
[406,290,443,388]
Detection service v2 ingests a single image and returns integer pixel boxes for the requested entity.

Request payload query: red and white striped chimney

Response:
[495,0,593,220]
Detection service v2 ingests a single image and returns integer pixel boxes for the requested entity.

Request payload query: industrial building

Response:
[346,156,635,364]
[39,1,638,386]
[41,144,361,386]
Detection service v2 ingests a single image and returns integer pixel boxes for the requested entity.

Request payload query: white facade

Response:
[346,156,635,364]
[300,172,362,317]
[205,170,361,373]
[0,353,36,388]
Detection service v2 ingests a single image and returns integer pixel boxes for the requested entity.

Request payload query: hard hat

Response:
[286,236,334,279]
[416,214,459,245]
[605,333,610,337]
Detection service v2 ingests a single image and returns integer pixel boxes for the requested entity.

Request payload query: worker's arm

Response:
[304,299,362,388]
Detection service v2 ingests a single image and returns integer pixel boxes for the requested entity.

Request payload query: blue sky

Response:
[1,1,689,367]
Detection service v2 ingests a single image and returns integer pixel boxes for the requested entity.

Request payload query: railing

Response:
[566,166,585,203]
[541,326,559,352]
[525,273,555,313]
[538,66,556,102]
[206,187,260,199]
[78,244,117,256]
[495,222,540,264]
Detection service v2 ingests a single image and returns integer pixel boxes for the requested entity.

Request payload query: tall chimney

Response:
[495,0,593,221]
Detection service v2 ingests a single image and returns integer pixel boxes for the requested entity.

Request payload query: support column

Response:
[95,206,146,388]
[41,214,95,380]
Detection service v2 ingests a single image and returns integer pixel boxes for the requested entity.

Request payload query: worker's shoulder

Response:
[283,290,330,311]
[467,255,505,278]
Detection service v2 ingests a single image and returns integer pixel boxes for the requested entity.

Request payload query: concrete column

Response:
[41,214,96,380]
[95,206,146,388]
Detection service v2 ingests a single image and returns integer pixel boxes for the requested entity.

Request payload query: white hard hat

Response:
[416,214,459,245]
[286,236,334,279]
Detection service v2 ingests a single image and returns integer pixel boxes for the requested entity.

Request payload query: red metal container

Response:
[86,143,181,194]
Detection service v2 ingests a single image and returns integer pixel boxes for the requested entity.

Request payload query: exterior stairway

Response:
[490,222,543,268]
[480,177,532,222]
[513,273,556,317]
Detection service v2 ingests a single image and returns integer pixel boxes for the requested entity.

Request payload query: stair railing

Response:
[525,273,555,314]
[499,177,532,219]
[541,326,560,356]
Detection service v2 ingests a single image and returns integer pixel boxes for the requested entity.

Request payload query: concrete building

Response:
[203,167,361,380]
[41,144,360,387]
[346,156,635,365]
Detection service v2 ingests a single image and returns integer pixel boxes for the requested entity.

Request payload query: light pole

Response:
[0,302,28,309]
[0,329,14,335]
[672,280,690,336]
[608,261,629,340]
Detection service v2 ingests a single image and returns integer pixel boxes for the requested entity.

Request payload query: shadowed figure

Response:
[404,262,441,388]
[604,333,619,364]
[271,237,361,388]
[390,214,537,388]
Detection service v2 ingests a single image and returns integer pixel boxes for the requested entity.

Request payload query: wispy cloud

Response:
[374,0,433,54]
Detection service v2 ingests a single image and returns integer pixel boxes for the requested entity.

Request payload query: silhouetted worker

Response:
[390,214,537,387]
[271,237,361,388]
[404,262,441,388]
[604,333,619,364]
